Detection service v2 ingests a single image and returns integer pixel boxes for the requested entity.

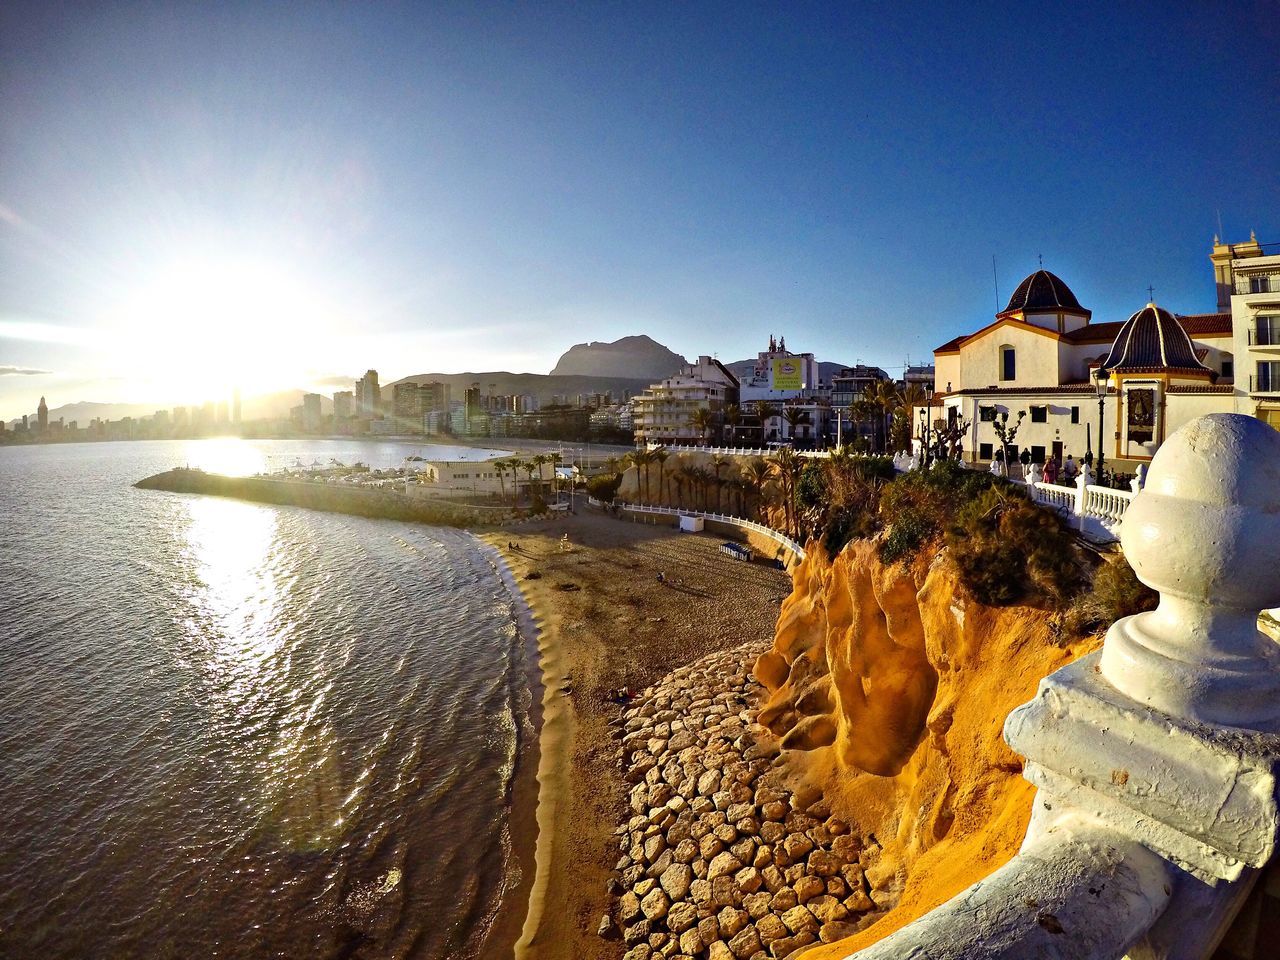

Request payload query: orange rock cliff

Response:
[754,539,1101,958]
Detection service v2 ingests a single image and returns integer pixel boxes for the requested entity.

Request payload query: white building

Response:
[411,458,507,498]
[632,355,740,445]
[1223,239,1280,430]
[736,335,822,403]
[929,259,1238,470]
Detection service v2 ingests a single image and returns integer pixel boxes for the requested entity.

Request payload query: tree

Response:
[875,381,901,453]
[752,400,778,444]
[768,447,803,537]
[992,410,1027,475]
[930,415,972,461]
[781,407,807,444]
[724,404,742,444]
[493,457,511,503]
[889,410,912,454]
[709,454,728,511]
[652,447,670,505]
[521,457,539,494]
[689,407,714,444]
[627,449,651,503]
[743,457,771,519]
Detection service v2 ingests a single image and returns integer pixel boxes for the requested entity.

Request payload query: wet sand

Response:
[480,508,792,960]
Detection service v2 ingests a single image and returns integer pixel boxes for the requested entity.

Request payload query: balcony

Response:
[1248,328,1280,350]
[1248,374,1280,395]
[1234,269,1280,296]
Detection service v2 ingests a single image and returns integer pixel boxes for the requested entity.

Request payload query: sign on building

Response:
[771,358,803,390]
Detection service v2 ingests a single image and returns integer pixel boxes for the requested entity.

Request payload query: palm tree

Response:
[781,406,806,445]
[493,457,510,503]
[689,407,714,445]
[521,457,539,496]
[724,403,741,444]
[652,447,670,505]
[743,457,771,519]
[676,462,696,509]
[752,400,778,445]
[709,454,729,511]
[507,457,526,501]
[876,381,901,452]
[768,447,802,537]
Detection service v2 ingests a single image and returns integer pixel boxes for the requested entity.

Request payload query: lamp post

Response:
[1094,367,1109,481]
[923,384,934,466]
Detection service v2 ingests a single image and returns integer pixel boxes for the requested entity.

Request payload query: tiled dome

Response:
[1101,303,1215,378]
[1003,270,1085,314]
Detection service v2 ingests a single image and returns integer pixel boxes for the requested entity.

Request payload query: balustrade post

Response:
[1074,466,1091,529]
[1131,462,1146,493]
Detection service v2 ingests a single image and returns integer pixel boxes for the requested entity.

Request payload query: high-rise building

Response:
[37,396,48,434]
[302,393,323,432]
[333,391,353,421]
[356,370,381,418]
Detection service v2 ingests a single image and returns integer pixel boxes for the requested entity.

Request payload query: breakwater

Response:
[135,468,505,527]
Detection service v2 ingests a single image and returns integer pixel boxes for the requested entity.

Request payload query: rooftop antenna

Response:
[992,255,1000,311]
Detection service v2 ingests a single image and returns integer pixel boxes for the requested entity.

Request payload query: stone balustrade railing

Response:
[611,501,806,562]
[843,414,1280,960]
[642,443,830,459]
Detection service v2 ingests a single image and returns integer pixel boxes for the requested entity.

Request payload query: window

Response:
[1030,406,1047,423]
[979,442,994,459]
[1030,445,1046,463]
[1070,406,1079,424]
[979,406,997,422]
[1250,276,1273,294]
[1000,346,1016,381]
[1257,361,1280,393]
[1222,357,1234,379]
[1257,316,1280,346]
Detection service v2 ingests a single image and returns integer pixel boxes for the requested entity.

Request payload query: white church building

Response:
[927,242,1256,471]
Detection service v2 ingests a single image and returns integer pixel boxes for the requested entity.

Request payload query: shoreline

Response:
[473,539,547,960]
[478,509,792,960]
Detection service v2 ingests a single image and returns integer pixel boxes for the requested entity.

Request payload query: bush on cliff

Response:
[800,454,893,559]
[1060,555,1158,637]
[586,472,623,503]
[946,485,1084,607]
[878,459,1000,564]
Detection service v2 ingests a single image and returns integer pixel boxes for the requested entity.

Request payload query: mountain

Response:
[550,335,686,379]
[384,371,655,404]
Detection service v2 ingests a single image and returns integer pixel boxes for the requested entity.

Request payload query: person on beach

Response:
[656,571,665,584]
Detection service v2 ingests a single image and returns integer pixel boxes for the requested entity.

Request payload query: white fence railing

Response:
[1024,464,1141,542]
[643,443,830,460]
[611,501,805,562]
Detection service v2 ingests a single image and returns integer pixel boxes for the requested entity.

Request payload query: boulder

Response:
[794,875,825,903]
[660,863,693,901]
[728,924,764,959]
[707,851,743,881]
[807,850,841,878]
[666,901,699,934]
[717,906,749,938]
[640,887,670,921]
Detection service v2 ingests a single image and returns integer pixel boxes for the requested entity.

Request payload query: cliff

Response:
[549,335,686,379]
[753,540,1101,958]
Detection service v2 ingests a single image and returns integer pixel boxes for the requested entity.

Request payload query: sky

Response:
[2,1,1277,419]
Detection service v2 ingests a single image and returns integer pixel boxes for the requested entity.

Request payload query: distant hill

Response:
[550,335,686,379]
[385,371,655,404]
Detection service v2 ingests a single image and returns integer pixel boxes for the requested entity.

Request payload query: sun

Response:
[105,253,340,404]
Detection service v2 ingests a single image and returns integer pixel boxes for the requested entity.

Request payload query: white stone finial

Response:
[1100,414,1280,729]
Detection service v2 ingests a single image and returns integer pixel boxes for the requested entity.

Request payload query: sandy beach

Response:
[480,508,792,960]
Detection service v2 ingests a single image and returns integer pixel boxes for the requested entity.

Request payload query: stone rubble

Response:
[603,642,885,960]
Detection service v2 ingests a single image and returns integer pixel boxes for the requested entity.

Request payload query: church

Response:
[926,243,1258,472]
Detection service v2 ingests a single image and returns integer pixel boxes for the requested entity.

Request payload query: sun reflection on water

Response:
[182,495,349,850]
[182,438,268,477]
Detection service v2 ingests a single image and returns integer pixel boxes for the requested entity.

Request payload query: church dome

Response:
[1101,303,1214,378]
[1002,269,1085,314]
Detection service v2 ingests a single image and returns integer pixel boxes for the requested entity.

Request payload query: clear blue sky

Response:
[2,1,1277,417]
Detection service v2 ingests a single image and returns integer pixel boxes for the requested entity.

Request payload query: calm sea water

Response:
[0,439,534,959]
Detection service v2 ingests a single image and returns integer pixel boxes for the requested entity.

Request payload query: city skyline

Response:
[2,3,1277,417]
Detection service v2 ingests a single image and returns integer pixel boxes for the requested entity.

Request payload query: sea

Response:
[0,438,537,959]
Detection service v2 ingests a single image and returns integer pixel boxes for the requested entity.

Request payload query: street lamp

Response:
[1094,366,1109,480]
[923,384,934,466]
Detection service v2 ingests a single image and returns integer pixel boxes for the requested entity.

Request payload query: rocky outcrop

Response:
[605,644,886,959]
[753,540,1101,958]
[551,335,686,379]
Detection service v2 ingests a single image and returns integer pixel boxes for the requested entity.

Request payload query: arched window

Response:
[1000,345,1016,381]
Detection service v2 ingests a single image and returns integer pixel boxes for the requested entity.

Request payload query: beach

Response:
[480,508,792,960]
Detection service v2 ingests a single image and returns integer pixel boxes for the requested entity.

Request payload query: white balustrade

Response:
[612,501,804,561]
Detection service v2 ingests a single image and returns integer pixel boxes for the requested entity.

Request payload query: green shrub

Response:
[880,509,934,564]
[1061,555,1158,637]
[585,473,623,502]
[877,460,1002,564]
[946,486,1083,607]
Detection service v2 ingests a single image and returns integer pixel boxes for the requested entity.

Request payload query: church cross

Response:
[1147,285,1155,302]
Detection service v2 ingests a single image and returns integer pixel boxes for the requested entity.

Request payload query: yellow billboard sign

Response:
[771,358,803,390]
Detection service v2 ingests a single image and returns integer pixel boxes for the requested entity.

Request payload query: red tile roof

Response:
[1062,321,1124,344]
[1176,312,1233,337]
